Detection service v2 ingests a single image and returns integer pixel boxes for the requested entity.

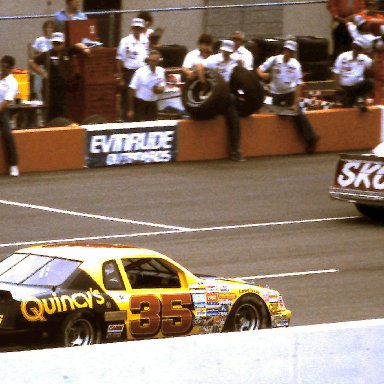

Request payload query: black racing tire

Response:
[230,66,264,116]
[222,294,271,332]
[302,61,332,81]
[158,45,188,68]
[296,36,329,63]
[252,37,285,68]
[81,114,108,125]
[182,70,230,120]
[355,204,384,222]
[45,117,74,128]
[60,311,101,347]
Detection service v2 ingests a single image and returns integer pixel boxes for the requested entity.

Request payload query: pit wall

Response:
[1,107,382,174]
[1,319,383,384]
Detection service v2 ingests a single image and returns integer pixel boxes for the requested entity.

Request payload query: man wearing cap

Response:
[257,40,319,153]
[0,55,20,177]
[327,0,366,58]
[128,50,166,121]
[54,0,88,32]
[196,40,245,161]
[116,18,148,121]
[29,32,90,120]
[333,37,374,110]
[231,31,254,70]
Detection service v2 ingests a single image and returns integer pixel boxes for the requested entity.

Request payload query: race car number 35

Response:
[129,293,193,338]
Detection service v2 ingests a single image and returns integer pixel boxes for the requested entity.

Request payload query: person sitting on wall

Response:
[256,39,319,154]
[0,55,20,177]
[28,32,90,121]
[182,33,214,79]
[332,37,374,111]
[54,0,88,32]
[128,50,166,121]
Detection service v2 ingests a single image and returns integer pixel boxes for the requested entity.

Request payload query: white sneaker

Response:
[9,165,19,177]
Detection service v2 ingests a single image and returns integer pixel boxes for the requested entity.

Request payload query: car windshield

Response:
[0,253,80,286]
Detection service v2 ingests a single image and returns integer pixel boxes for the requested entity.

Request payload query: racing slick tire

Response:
[182,70,230,120]
[229,66,264,117]
[45,117,75,128]
[222,294,270,332]
[81,114,108,125]
[60,311,101,347]
[355,204,384,222]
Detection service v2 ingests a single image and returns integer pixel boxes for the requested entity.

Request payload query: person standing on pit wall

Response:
[0,56,20,177]
[327,0,366,58]
[231,31,254,70]
[332,37,374,110]
[28,32,91,121]
[54,0,88,32]
[116,18,148,121]
[128,50,166,121]
[195,40,245,162]
[182,33,214,79]
[256,40,319,154]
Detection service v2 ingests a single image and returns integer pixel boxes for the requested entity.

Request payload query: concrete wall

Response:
[0,107,381,174]
[1,319,383,383]
[0,0,332,69]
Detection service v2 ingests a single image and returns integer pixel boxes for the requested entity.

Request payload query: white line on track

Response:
[0,199,190,231]
[238,269,339,280]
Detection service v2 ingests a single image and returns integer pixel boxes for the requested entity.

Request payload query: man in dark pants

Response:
[116,18,148,121]
[29,32,90,121]
[196,40,245,161]
[128,50,165,121]
[257,40,319,153]
[0,55,19,176]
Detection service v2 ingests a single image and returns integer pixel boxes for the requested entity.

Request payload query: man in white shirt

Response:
[182,33,214,79]
[116,18,148,121]
[231,31,254,70]
[0,56,19,176]
[128,50,166,121]
[333,37,374,110]
[257,40,319,153]
[196,40,245,161]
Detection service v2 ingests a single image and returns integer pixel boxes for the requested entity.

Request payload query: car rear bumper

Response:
[329,186,384,206]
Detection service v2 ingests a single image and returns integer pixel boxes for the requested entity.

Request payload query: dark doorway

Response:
[83,0,121,47]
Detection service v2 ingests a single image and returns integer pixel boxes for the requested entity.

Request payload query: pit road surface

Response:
[0,152,383,350]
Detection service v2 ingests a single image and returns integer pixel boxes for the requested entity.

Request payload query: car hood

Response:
[0,282,53,301]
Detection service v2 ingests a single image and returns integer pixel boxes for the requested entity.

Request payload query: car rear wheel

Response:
[223,295,270,332]
[60,312,101,347]
[355,204,384,222]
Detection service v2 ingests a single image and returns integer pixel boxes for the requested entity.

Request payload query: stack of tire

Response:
[158,45,188,68]
[252,36,331,81]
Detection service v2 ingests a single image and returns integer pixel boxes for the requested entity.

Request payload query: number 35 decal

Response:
[130,293,193,338]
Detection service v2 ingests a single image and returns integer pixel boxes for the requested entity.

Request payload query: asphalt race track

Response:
[0,152,383,349]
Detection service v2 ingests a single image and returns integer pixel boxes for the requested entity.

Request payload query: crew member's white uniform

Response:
[182,49,209,70]
[0,74,18,103]
[116,34,148,70]
[231,46,254,70]
[332,50,372,86]
[129,65,166,101]
[202,53,238,82]
[258,54,302,94]
[346,22,381,51]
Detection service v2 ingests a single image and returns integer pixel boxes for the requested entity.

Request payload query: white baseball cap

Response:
[354,15,367,27]
[131,18,145,28]
[220,40,235,53]
[51,32,65,43]
[283,40,297,52]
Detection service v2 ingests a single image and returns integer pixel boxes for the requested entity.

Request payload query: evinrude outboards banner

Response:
[84,121,178,167]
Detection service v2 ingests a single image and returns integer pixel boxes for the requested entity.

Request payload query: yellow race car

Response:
[0,243,291,347]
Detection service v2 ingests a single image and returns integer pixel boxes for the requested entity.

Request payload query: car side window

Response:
[122,258,181,289]
[103,260,125,290]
